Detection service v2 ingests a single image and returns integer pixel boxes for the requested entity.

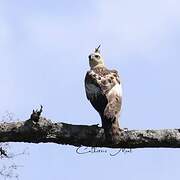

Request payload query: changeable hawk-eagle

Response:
[85,46,122,143]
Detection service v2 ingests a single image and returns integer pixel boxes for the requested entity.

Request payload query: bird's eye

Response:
[95,55,100,59]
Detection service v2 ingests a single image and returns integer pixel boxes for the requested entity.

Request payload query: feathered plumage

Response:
[85,46,122,143]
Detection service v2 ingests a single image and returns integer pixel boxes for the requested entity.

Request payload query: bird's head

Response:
[88,45,104,69]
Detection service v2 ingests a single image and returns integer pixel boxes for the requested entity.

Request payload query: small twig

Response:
[0,147,8,158]
[30,105,43,122]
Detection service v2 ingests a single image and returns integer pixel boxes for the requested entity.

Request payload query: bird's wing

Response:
[85,68,122,114]
[85,70,108,114]
[85,70,101,100]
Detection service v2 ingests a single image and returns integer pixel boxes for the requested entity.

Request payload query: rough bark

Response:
[0,116,180,149]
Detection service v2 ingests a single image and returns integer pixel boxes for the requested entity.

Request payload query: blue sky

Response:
[0,0,180,179]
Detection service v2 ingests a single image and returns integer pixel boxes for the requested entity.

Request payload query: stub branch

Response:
[0,114,180,148]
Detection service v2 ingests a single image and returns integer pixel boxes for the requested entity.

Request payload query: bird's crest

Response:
[95,45,101,53]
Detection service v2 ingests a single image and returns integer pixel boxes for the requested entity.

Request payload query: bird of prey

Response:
[85,45,122,143]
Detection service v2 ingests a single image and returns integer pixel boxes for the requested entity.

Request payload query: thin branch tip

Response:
[30,105,43,122]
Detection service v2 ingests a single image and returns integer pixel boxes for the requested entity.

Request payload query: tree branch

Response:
[0,116,180,148]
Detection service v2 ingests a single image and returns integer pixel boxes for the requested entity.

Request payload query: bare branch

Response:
[0,115,180,148]
[0,164,20,180]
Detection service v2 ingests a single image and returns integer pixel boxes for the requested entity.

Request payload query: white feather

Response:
[108,83,122,97]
